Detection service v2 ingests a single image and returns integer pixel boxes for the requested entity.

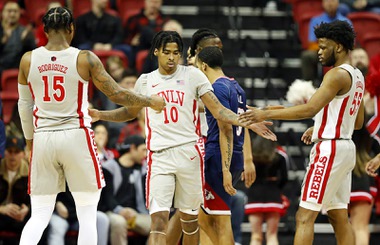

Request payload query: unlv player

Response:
[17,7,164,245]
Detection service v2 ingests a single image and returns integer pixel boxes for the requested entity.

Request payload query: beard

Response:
[323,52,336,67]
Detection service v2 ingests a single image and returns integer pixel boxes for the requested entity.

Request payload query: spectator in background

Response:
[349,127,377,245]
[116,109,145,145]
[47,190,110,245]
[0,1,35,81]
[0,137,30,245]
[339,0,380,15]
[142,19,183,73]
[94,123,117,164]
[300,0,351,86]
[125,0,169,67]
[104,68,140,146]
[73,0,131,60]
[119,68,138,90]
[106,55,126,83]
[35,1,62,47]
[99,135,150,245]
[244,135,289,245]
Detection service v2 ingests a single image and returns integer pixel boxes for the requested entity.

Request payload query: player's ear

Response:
[201,62,207,72]
[336,43,343,53]
[154,48,159,56]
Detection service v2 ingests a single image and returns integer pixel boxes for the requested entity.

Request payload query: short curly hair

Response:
[314,20,356,51]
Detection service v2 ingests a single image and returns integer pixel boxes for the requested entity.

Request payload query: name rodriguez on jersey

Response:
[38,63,68,74]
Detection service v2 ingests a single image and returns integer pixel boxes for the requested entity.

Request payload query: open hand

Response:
[239,106,266,125]
[242,162,256,188]
[249,121,277,141]
[301,127,314,145]
[223,170,236,196]
[366,154,380,177]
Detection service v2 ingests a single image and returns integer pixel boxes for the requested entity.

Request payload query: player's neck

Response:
[45,34,70,50]
[207,69,224,84]
[334,56,350,67]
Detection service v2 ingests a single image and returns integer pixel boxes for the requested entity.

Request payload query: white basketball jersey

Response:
[312,64,365,141]
[134,65,213,151]
[28,47,91,131]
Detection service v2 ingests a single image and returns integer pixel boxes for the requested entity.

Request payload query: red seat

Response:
[72,0,115,18]
[24,0,65,25]
[136,50,149,74]
[292,0,323,24]
[1,68,19,92]
[0,91,18,124]
[362,33,380,59]
[297,11,323,50]
[72,0,91,18]
[347,12,380,46]
[116,0,144,26]
[92,50,129,68]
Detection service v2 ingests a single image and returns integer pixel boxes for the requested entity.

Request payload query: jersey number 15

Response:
[42,75,65,102]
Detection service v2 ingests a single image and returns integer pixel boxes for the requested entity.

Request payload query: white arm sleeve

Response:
[18,83,34,140]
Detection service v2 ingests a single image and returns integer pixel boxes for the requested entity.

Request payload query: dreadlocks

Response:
[42,7,74,33]
[149,31,183,59]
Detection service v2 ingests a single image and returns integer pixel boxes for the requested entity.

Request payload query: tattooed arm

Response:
[217,120,236,196]
[201,91,244,127]
[78,50,164,111]
[89,107,142,123]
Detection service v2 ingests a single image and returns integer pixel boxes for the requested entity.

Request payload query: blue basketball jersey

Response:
[205,76,246,172]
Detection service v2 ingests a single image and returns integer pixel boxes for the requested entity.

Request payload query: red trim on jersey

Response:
[195,142,204,185]
[145,150,153,208]
[318,105,329,138]
[335,96,349,138]
[302,142,321,201]
[318,140,336,204]
[192,100,200,136]
[145,108,152,151]
[77,82,85,128]
[367,96,380,135]
[27,145,34,194]
[83,128,102,189]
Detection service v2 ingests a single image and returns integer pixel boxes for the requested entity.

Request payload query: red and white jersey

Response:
[28,47,91,131]
[135,65,213,151]
[312,64,365,142]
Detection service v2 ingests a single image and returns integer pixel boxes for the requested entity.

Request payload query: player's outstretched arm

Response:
[200,91,245,127]
[89,107,142,123]
[78,50,165,112]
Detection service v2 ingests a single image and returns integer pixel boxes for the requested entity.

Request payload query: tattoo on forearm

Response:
[86,51,151,107]
[224,135,232,170]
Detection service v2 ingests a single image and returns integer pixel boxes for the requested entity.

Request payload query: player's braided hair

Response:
[314,20,356,51]
[149,31,183,59]
[189,28,219,57]
[197,46,224,68]
[42,7,74,33]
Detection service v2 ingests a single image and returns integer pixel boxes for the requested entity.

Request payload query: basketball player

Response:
[195,46,250,244]
[239,20,364,245]
[17,7,164,245]
[89,31,265,245]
